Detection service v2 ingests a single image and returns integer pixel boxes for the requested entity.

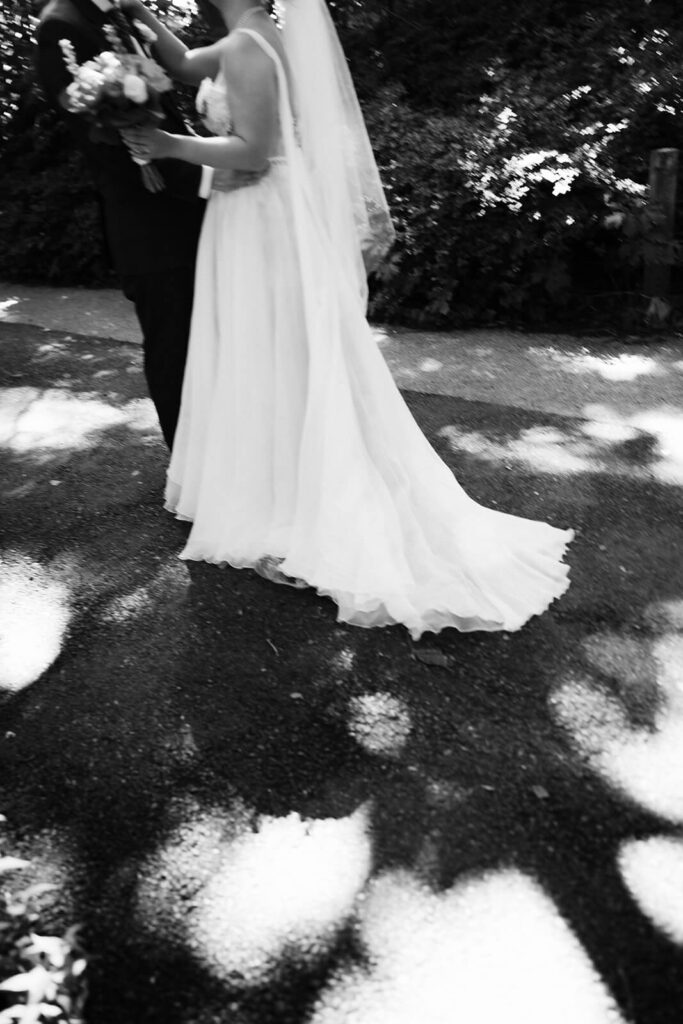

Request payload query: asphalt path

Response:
[1,316,682,1024]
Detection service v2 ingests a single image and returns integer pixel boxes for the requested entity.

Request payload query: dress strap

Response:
[236,28,297,134]
[235,28,286,80]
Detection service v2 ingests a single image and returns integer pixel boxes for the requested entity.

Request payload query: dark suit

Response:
[36,0,205,448]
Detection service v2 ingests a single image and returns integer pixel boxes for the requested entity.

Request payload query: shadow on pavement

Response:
[1,323,683,1023]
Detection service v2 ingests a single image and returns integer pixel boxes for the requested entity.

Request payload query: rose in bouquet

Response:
[59,26,172,192]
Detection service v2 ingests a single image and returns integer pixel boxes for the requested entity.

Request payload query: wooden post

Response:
[644,147,679,318]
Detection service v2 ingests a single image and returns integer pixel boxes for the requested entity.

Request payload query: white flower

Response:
[97,50,121,69]
[122,73,148,104]
[58,38,79,77]
[79,67,105,89]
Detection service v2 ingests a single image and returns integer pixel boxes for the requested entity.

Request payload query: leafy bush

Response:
[365,82,646,326]
[364,14,683,326]
[3,1,683,326]
[0,113,110,285]
[0,821,87,1024]
[0,1,206,287]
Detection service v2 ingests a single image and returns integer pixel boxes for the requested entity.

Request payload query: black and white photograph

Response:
[0,0,682,1021]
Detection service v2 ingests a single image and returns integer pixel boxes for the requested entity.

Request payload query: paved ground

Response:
[1,288,683,1024]
[3,280,683,415]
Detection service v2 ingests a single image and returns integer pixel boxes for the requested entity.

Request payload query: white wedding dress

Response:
[165,29,573,639]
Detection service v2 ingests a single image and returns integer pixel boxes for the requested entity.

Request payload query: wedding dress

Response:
[165,27,573,639]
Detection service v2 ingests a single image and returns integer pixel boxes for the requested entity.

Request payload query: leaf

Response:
[0,972,34,993]
[13,1007,43,1024]
[0,858,30,874]
[0,1007,25,1024]
[0,966,51,1006]
[413,648,452,668]
[18,884,58,903]
[4,901,27,917]
[70,959,87,978]
[22,934,68,968]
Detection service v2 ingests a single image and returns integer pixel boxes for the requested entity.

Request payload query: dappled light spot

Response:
[439,403,683,484]
[553,352,664,382]
[347,693,412,758]
[439,423,588,474]
[100,587,153,624]
[552,673,629,752]
[581,633,658,694]
[331,647,355,676]
[627,407,683,485]
[371,326,392,347]
[552,630,683,822]
[424,778,474,810]
[0,553,71,693]
[99,561,190,624]
[35,341,71,360]
[619,836,683,945]
[136,800,372,984]
[120,397,159,435]
[0,387,159,454]
[583,404,683,482]
[519,424,567,445]
[579,420,640,443]
[643,599,683,632]
[0,387,126,453]
[419,357,443,373]
[0,297,19,318]
[531,345,683,386]
[311,869,624,1024]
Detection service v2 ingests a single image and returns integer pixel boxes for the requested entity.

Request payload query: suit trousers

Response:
[121,265,196,450]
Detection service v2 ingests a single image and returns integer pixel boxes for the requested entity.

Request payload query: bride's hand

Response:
[121,125,173,162]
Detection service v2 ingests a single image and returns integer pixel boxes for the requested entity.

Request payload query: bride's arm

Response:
[120,0,222,85]
[123,36,277,173]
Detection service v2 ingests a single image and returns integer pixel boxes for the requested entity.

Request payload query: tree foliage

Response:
[3,0,683,326]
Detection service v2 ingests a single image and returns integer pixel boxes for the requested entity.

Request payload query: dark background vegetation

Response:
[3,0,683,327]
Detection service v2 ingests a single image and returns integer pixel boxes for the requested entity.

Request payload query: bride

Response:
[122,0,573,639]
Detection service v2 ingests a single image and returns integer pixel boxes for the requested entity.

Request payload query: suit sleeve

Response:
[36,18,94,150]
[36,18,82,108]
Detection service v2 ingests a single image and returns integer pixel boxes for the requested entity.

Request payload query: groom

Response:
[35,0,210,449]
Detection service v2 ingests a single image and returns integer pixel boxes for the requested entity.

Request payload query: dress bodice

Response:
[195,32,295,155]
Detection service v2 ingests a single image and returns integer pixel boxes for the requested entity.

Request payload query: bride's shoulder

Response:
[219,28,276,78]
[225,27,272,53]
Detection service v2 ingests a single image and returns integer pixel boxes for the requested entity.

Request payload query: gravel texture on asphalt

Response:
[0,320,682,1024]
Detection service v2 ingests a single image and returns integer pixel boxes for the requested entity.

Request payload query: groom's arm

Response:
[36,16,143,194]
[37,16,210,203]
[36,17,91,138]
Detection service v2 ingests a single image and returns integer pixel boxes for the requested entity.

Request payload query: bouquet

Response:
[59,24,172,193]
